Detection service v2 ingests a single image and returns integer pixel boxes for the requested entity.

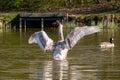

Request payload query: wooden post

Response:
[24,20,26,31]
[66,13,68,22]
[0,20,2,29]
[19,17,22,30]
[9,22,12,32]
[41,18,44,30]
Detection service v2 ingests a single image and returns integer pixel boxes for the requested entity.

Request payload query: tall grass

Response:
[91,21,118,29]
[69,13,119,29]
[0,13,17,23]
[63,21,78,28]
[63,20,118,29]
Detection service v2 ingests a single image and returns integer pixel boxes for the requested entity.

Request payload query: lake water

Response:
[0,27,120,80]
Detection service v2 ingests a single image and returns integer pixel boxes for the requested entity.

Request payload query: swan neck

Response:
[58,23,64,41]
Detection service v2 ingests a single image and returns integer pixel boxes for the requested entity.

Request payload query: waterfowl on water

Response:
[99,37,114,48]
[28,21,100,60]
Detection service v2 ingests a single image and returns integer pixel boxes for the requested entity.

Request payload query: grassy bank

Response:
[68,13,120,28]
[0,13,17,25]
[0,12,120,29]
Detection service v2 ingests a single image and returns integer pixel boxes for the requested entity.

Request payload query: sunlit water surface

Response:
[0,27,120,80]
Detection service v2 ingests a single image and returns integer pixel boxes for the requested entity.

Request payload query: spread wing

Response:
[28,31,54,51]
[65,26,100,49]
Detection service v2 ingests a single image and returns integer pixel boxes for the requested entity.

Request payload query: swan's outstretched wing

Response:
[28,31,53,51]
[65,26,100,49]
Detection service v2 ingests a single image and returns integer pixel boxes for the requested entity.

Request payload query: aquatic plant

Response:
[0,13,17,27]
[63,21,78,28]
[97,22,118,29]
[69,14,119,29]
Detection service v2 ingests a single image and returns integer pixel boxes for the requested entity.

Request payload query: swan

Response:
[28,21,100,60]
[99,37,114,48]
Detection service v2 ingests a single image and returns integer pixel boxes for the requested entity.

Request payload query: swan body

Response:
[28,23,100,60]
[99,37,114,48]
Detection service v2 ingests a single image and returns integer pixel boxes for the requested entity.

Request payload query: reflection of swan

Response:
[43,60,69,80]
[99,37,114,48]
[28,21,100,60]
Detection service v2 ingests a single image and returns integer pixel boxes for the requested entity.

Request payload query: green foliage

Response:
[0,13,17,24]
[63,21,78,28]
[0,0,119,12]
[69,13,119,29]
[0,0,23,11]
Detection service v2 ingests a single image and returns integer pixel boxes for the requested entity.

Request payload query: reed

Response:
[63,21,78,28]
[91,21,118,29]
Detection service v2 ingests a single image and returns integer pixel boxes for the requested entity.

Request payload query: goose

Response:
[99,37,114,48]
[28,21,100,60]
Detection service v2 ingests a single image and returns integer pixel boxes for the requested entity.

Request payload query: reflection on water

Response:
[29,60,69,80]
[0,27,120,80]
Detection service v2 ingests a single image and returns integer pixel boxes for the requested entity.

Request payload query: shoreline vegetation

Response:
[0,0,120,29]
[0,13,120,29]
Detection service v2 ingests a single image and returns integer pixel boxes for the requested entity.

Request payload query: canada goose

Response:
[99,37,114,48]
[28,21,100,60]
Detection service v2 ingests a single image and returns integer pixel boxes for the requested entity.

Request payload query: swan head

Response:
[56,20,61,24]
[56,20,63,27]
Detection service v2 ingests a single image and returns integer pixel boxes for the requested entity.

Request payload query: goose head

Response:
[110,37,114,43]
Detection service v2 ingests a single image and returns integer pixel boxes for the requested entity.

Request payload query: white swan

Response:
[28,21,100,60]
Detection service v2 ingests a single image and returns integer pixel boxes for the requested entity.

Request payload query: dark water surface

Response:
[0,27,120,80]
